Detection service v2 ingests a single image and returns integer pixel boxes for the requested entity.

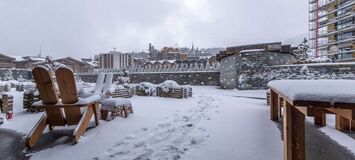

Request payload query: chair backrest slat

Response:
[102,73,113,94]
[93,73,105,94]
[32,67,66,126]
[55,67,82,125]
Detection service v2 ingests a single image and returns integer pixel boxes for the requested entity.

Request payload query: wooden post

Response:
[284,102,305,160]
[336,115,350,131]
[314,112,326,127]
[270,89,279,121]
[351,120,355,131]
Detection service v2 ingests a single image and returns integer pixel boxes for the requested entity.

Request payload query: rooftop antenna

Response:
[39,45,42,57]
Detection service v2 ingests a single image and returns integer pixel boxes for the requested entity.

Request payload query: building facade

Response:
[98,51,132,69]
[309,0,354,60]
[217,42,295,89]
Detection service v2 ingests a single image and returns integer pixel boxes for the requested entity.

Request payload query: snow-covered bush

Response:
[117,77,130,84]
[0,82,11,92]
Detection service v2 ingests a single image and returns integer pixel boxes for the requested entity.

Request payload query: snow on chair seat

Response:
[101,98,133,120]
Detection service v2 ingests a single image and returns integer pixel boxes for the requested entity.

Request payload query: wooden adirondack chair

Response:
[26,66,100,148]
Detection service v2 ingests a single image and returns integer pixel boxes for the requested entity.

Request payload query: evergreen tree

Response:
[293,38,310,62]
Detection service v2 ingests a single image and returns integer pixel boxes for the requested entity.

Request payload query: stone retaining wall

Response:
[237,63,355,90]
[78,72,220,86]
[0,69,32,80]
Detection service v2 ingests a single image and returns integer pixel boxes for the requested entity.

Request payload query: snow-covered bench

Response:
[157,80,192,98]
[135,82,156,96]
[23,89,42,112]
[111,85,133,98]
[101,98,133,120]
[267,80,355,160]
[0,94,13,114]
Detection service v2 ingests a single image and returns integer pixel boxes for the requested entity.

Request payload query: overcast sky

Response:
[0,0,308,59]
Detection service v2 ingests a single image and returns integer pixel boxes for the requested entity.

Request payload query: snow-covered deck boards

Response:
[0,86,354,159]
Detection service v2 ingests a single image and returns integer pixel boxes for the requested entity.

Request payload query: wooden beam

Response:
[73,105,94,143]
[270,89,279,121]
[284,102,305,160]
[93,103,99,126]
[328,108,354,120]
[313,112,326,126]
[336,115,350,131]
[26,114,48,148]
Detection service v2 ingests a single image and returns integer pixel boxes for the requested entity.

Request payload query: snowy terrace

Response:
[0,86,355,159]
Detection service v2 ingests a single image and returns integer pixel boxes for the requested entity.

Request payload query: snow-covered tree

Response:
[3,69,13,81]
[293,38,311,62]
[205,62,210,71]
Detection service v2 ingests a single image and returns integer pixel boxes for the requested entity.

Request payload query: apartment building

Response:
[98,50,132,69]
[309,0,354,61]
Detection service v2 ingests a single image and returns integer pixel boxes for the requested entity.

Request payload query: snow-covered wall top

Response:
[79,72,220,86]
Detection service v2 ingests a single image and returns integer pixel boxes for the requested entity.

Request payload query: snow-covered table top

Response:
[267,80,355,105]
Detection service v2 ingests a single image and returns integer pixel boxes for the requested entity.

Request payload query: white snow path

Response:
[94,95,220,160]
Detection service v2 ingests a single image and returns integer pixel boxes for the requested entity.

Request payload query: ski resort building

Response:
[309,0,355,61]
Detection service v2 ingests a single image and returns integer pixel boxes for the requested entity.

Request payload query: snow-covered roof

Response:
[9,55,25,61]
[85,61,99,67]
[7,55,46,62]
[267,80,355,104]
[239,49,265,53]
[147,60,176,64]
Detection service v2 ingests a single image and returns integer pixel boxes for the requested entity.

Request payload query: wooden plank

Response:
[334,103,355,109]
[45,107,66,126]
[313,112,326,126]
[270,89,279,121]
[55,67,78,104]
[73,105,94,143]
[336,115,350,131]
[26,113,48,148]
[32,102,96,108]
[32,67,58,104]
[63,107,82,125]
[328,108,354,120]
[284,102,305,160]
[295,106,307,115]
[56,67,82,125]
[93,103,99,126]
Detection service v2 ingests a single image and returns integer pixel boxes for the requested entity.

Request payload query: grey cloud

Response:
[0,0,308,58]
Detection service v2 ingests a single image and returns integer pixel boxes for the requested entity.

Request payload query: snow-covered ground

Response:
[0,86,354,159]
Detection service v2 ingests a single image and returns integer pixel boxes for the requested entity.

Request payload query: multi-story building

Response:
[98,50,132,69]
[309,0,355,61]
